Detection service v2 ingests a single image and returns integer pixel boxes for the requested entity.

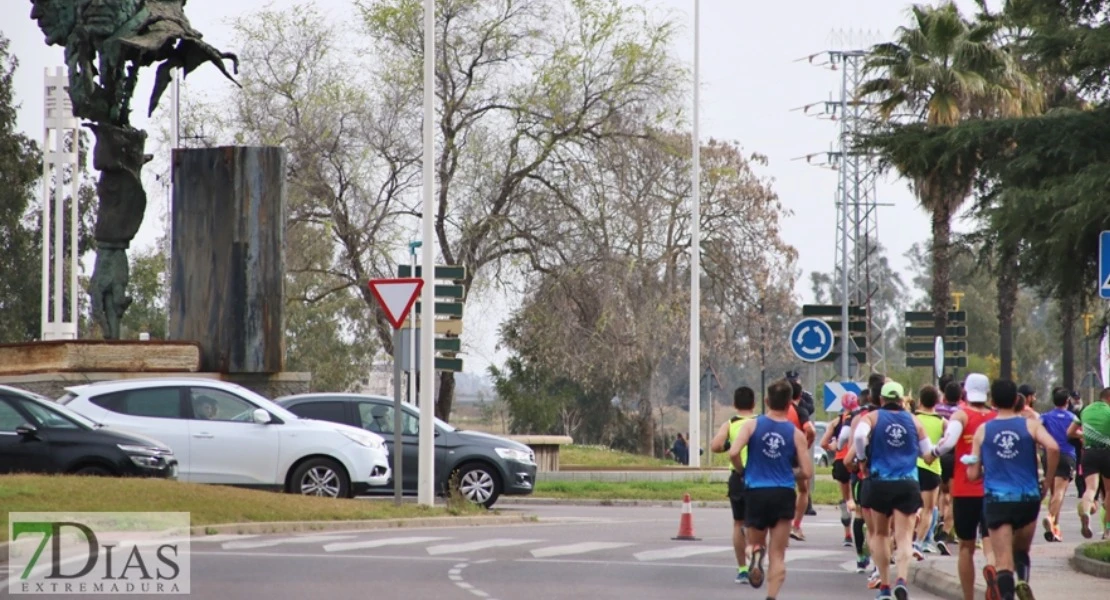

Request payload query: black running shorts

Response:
[744,487,796,530]
[1044,454,1077,481]
[1081,447,1110,479]
[918,467,941,492]
[858,477,873,509]
[728,470,746,522]
[940,453,955,484]
[833,459,851,483]
[866,479,923,517]
[952,496,990,541]
[984,499,1040,531]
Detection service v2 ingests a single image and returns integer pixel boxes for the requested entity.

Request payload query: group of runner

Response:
[713,373,1110,600]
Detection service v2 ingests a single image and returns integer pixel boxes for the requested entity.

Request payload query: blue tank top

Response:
[1040,408,1078,459]
[982,417,1040,502]
[867,409,919,481]
[744,416,797,490]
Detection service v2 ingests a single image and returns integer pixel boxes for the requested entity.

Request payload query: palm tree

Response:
[858,2,1041,343]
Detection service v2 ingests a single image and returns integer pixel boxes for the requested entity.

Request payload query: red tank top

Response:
[951,408,995,497]
[834,414,852,461]
[787,405,803,430]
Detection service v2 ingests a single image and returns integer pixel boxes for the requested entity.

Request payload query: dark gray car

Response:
[275,394,536,507]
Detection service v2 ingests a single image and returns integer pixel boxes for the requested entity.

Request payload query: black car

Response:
[275,393,537,507]
[0,385,178,478]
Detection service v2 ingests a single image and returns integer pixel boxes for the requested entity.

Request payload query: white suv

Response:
[58,378,390,498]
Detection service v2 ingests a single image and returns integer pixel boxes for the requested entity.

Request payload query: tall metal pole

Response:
[392,328,404,505]
[418,0,437,506]
[687,0,701,467]
[838,57,850,380]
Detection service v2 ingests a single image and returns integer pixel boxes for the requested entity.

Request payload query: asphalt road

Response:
[2,503,954,600]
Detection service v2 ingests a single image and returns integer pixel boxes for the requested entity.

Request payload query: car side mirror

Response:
[252,409,272,424]
[15,423,38,437]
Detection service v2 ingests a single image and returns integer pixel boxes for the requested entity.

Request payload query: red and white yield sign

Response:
[368,278,424,329]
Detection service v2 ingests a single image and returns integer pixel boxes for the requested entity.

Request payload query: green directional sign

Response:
[397,265,467,280]
[434,284,466,299]
[825,351,867,364]
[802,304,866,318]
[434,337,461,353]
[905,326,967,338]
[905,311,967,323]
[907,356,968,368]
[827,321,868,333]
[435,357,464,372]
[415,302,464,318]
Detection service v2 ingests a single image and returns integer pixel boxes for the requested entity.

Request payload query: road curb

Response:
[0,514,534,565]
[909,560,986,600]
[1072,543,1110,579]
[497,497,732,508]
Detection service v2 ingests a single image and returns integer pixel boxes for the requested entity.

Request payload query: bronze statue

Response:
[30,0,238,339]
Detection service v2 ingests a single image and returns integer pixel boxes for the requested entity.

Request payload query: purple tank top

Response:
[934,403,957,419]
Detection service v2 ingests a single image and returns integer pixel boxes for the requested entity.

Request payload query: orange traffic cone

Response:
[672,493,700,541]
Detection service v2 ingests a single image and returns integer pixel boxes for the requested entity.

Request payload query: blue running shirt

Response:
[868,409,920,481]
[982,417,1040,502]
[1040,408,1078,459]
[744,416,797,490]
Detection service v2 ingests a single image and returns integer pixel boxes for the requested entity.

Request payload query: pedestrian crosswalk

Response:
[193,533,843,564]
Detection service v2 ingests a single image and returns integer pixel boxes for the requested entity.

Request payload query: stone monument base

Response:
[0,341,310,400]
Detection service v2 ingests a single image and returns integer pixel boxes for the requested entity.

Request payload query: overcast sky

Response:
[7,0,992,377]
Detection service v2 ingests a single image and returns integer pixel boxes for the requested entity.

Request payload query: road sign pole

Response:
[687,0,702,468]
[408,248,418,412]
[418,0,437,507]
[392,328,403,505]
[838,57,850,380]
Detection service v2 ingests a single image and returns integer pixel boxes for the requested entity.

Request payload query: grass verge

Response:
[560,445,680,468]
[1083,540,1110,563]
[0,475,483,542]
[533,479,841,505]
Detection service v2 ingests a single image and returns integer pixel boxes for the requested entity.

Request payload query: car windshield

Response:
[26,395,97,430]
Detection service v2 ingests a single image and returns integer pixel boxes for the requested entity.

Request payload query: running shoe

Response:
[856,556,871,573]
[876,588,894,600]
[983,565,1002,600]
[748,546,765,589]
[1079,502,1094,539]
[844,536,854,547]
[893,577,910,600]
[1015,579,1036,600]
[936,540,951,556]
[790,527,806,541]
[912,543,925,561]
[1043,516,1055,542]
[735,569,749,585]
[867,570,882,590]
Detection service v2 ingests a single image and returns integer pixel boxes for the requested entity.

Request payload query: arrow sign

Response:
[789,318,835,363]
[1101,231,1110,299]
[368,278,424,329]
[823,381,862,412]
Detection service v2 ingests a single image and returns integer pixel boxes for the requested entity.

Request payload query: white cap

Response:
[965,373,989,403]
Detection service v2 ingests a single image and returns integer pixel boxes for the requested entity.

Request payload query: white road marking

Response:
[529,542,634,558]
[323,536,450,552]
[785,549,841,562]
[426,538,543,556]
[221,534,356,550]
[632,545,733,561]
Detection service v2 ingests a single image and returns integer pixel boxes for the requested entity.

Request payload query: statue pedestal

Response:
[0,341,310,400]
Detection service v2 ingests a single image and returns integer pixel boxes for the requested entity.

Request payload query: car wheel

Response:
[291,458,350,498]
[73,465,113,476]
[454,462,501,508]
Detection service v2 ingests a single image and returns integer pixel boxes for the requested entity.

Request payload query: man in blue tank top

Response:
[853,380,935,600]
[729,380,812,600]
[968,379,1059,600]
[1040,387,1079,541]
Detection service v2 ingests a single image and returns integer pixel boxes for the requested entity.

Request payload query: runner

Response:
[822,391,860,546]
[968,378,1059,600]
[1017,385,1039,420]
[728,379,813,600]
[914,385,946,555]
[928,373,997,600]
[840,388,874,572]
[1068,387,1110,539]
[844,386,885,587]
[1040,387,1079,542]
[710,385,758,584]
[787,380,816,541]
[933,381,962,555]
[853,380,932,600]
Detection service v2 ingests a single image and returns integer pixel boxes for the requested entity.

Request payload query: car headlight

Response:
[338,428,386,451]
[118,444,172,456]
[118,444,173,469]
[495,447,534,464]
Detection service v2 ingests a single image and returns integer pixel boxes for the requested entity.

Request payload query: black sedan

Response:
[276,393,537,507]
[0,385,178,478]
